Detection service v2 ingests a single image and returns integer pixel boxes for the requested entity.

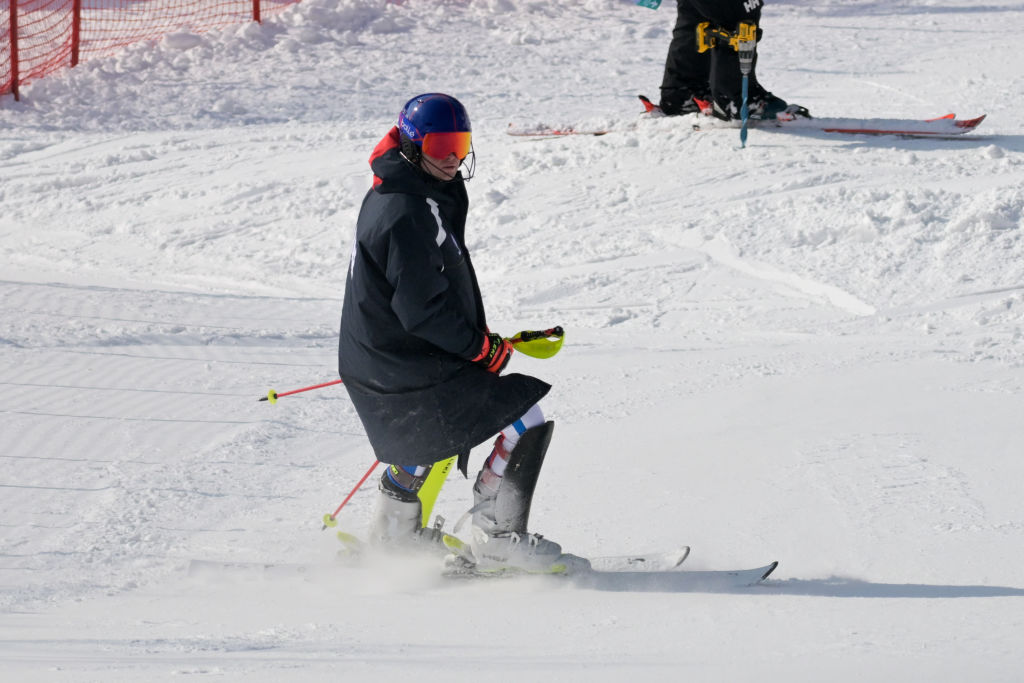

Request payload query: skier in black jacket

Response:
[658,0,789,120]
[339,94,574,573]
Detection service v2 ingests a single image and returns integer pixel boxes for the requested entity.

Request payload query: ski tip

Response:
[956,114,986,129]
[335,531,364,553]
[638,94,658,113]
[675,546,691,567]
[760,561,779,581]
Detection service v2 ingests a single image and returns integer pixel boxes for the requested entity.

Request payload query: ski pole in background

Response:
[737,22,758,148]
[258,379,343,403]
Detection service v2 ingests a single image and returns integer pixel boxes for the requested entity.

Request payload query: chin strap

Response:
[460,148,476,180]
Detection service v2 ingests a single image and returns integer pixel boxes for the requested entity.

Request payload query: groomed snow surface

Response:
[2,0,1023,680]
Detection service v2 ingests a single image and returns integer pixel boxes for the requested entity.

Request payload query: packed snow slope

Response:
[2,0,1023,681]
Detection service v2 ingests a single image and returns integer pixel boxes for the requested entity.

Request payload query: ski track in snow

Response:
[2,0,1024,681]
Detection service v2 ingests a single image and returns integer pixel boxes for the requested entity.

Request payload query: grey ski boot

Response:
[469,421,587,573]
[368,472,444,553]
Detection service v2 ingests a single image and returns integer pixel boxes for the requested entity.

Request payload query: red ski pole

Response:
[321,459,380,530]
[259,378,343,403]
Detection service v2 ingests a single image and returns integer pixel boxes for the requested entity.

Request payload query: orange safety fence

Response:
[2,0,302,100]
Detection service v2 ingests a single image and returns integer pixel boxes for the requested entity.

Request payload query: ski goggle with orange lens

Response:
[421,131,472,160]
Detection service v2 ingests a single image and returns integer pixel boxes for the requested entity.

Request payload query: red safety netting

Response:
[0,4,12,97]
[2,0,301,100]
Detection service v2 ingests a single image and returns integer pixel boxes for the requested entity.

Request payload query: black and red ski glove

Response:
[471,332,513,374]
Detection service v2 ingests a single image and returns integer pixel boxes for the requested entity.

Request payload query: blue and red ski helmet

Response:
[398,93,472,161]
[398,93,471,140]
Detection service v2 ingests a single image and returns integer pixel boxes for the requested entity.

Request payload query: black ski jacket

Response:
[338,127,549,470]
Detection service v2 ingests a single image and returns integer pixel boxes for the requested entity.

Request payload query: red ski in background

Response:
[507,96,986,139]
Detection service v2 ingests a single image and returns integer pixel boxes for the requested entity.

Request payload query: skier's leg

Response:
[658,0,711,114]
[475,402,546,497]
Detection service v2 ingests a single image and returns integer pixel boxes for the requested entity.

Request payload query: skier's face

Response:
[420,151,462,181]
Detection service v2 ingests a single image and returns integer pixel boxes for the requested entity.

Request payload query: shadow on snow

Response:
[767,577,1024,599]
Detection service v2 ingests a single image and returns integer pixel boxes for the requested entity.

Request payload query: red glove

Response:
[471,332,513,374]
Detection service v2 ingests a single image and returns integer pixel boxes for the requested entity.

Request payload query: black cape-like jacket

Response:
[338,127,549,472]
